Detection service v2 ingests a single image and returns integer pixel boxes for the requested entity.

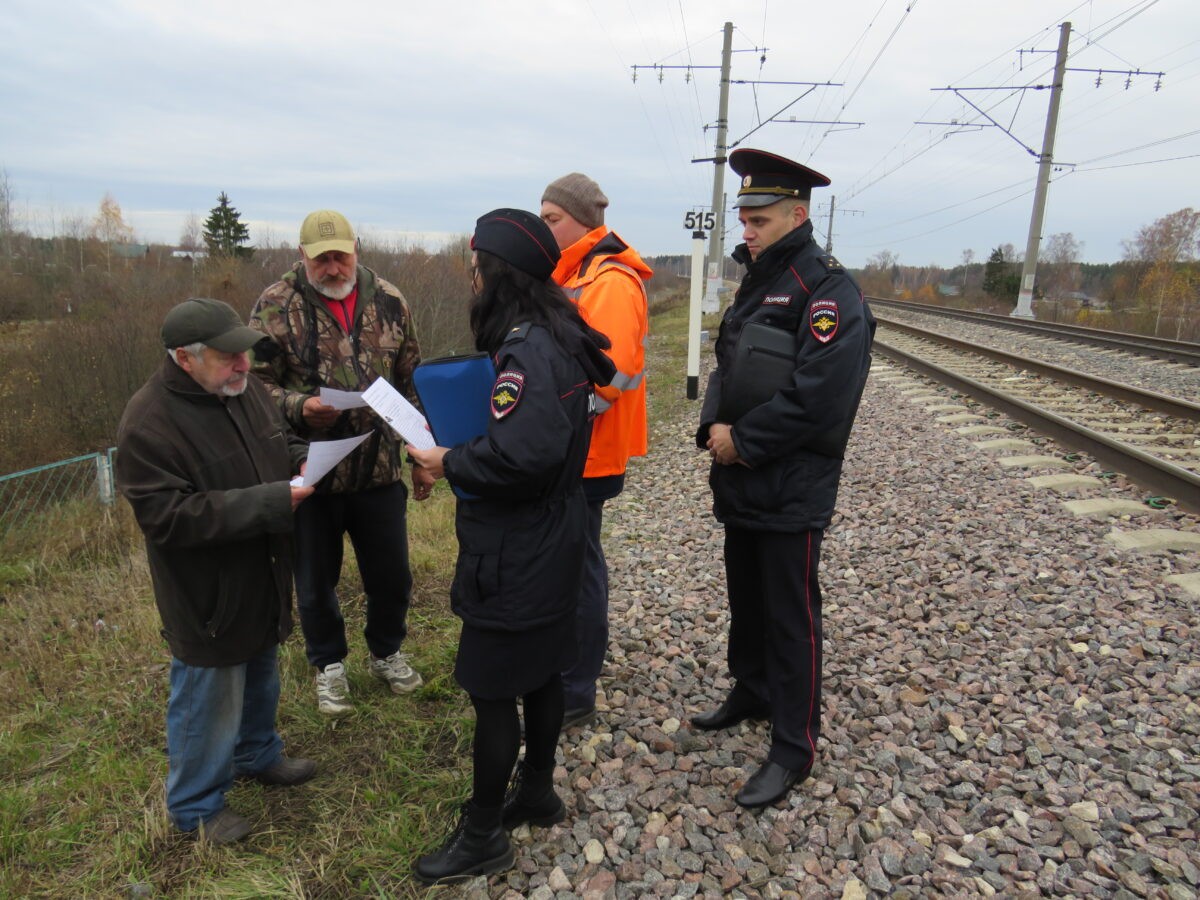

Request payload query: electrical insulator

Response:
[685,70,691,83]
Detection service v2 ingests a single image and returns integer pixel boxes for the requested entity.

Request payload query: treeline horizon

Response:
[0,228,689,476]
[0,204,1193,475]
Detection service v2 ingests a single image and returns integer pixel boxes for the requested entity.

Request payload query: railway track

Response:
[871,313,1200,514]
[869,296,1200,367]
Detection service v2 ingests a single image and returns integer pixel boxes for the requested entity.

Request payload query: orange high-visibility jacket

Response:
[553,226,653,479]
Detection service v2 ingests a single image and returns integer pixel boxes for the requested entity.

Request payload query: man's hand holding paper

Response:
[361,379,435,450]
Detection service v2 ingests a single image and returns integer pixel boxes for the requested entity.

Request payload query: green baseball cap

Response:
[161,298,264,352]
[300,209,356,257]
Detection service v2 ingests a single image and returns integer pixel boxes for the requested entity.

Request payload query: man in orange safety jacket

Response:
[540,173,653,730]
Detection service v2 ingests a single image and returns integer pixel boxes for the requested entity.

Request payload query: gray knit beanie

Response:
[541,173,609,229]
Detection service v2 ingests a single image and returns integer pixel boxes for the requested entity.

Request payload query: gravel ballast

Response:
[461,351,1200,899]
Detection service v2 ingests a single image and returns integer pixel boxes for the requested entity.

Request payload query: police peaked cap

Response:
[730,148,831,207]
[472,208,561,281]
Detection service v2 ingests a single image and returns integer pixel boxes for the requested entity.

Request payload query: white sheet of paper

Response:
[290,433,372,487]
[361,379,435,450]
[319,387,368,410]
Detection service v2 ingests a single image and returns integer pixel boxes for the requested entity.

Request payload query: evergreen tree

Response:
[203,192,253,258]
[982,246,1019,300]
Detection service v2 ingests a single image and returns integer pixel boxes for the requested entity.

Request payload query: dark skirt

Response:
[455,615,577,700]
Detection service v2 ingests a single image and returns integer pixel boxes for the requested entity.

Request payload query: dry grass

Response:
[0,293,693,897]
[0,486,468,898]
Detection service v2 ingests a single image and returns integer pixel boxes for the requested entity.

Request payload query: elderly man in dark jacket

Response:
[694,149,875,808]
[116,298,318,844]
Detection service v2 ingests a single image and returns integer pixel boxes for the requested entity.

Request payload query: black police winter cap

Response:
[471,208,561,281]
[161,298,265,352]
[730,148,831,207]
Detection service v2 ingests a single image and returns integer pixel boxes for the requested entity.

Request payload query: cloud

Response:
[2,0,1197,265]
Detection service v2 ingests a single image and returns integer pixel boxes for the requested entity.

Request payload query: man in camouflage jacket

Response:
[249,210,432,716]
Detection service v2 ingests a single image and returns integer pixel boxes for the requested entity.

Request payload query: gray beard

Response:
[314,277,357,301]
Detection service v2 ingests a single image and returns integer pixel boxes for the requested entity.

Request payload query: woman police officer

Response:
[407,208,615,885]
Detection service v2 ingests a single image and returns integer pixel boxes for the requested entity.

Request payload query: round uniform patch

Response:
[809,299,839,343]
[491,370,525,419]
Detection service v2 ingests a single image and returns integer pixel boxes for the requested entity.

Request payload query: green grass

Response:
[0,291,702,897]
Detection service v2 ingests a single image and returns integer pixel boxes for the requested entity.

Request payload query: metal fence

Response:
[0,449,116,538]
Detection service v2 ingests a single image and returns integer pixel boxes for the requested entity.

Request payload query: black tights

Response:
[470,673,563,809]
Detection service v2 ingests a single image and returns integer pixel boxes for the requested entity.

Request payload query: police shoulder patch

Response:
[491,369,525,419]
[809,299,840,343]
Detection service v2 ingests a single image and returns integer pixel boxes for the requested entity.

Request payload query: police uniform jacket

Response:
[116,358,307,666]
[698,220,875,532]
[444,322,615,633]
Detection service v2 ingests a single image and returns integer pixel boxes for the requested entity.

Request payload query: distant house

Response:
[937,284,961,297]
[111,243,150,259]
[171,248,208,261]
[1061,290,1105,309]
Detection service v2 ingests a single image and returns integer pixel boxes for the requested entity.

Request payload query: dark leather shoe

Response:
[735,761,808,808]
[561,705,596,731]
[690,695,770,730]
[253,756,317,786]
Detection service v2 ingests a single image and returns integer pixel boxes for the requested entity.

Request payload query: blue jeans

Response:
[562,498,608,710]
[293,481,414,669]
[165,645,284,832]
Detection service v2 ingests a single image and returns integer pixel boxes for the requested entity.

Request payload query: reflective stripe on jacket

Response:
[552,227,652,479]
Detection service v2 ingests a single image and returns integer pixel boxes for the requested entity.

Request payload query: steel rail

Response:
[868,297,1200,366]
[873,338,1200,515]
[875,316,1200,420]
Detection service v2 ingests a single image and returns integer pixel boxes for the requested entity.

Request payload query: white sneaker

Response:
[315,662,353,716]
[368,650,423,694]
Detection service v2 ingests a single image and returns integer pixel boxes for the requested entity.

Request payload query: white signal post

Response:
[691,217,705,400]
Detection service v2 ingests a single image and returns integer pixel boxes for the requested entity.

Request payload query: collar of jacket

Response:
[732,219,814,273]
[160,355,228,405]
[552,225,611,285]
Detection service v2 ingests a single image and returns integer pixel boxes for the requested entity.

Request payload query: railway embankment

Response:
[479,351,1200,898]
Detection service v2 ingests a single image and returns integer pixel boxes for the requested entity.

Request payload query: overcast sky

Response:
[1,0,1196,269]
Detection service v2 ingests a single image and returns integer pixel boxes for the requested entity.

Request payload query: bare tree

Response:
[179,212,203,251]
[90,193,135,272]
[1123,208,1200,337]
[1039,232,1083,320]
[0,167,13,257]
[859,250,900,297]
[90,193,135,245]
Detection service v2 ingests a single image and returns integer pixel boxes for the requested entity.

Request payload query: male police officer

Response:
[692,149,875,807]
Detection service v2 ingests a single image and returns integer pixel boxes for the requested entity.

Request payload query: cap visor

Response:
[207,326,268,353]
[734,193,795,209]
[301,239,356,257]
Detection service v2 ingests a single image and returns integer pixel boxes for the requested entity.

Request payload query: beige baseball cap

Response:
[299,209,356,257]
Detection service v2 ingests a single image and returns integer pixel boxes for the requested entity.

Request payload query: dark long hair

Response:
[470,251,610,355]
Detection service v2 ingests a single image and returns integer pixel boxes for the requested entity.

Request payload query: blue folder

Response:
[412,352,496,499]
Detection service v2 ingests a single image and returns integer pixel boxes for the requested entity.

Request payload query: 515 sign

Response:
[683,211,716,232]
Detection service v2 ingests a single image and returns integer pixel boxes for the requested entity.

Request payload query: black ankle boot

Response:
[502,761,566,829]
[413,801,514,885]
